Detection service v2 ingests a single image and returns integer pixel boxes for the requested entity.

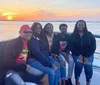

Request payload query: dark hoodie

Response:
[27,36,52,68]
[69,32,96,58]
[68,20,96,58]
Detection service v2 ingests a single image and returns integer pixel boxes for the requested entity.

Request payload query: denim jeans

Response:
[59,55,66,80]
[5,71,26,85]
[5,69,44,85]
[67,54,74,79]
[49,56,61,85]
[27,66,43,76]
[27,59,55,85]
[59,54,74,80]
[73,56,94,82]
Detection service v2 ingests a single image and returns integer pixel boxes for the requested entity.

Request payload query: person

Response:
[27,22,57,85]
[3,24,47,85]
[69,20,96,85]
[41,23,61,85]
[41,23,54,53]
[51,24,74,85]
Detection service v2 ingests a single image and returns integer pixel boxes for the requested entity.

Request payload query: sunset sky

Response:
[0,0,100,21]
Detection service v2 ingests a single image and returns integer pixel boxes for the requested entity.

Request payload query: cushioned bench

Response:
[0,41,8,63]
[0,42,5,57]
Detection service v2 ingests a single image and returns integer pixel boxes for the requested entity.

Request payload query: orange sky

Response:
[0,0,100,21]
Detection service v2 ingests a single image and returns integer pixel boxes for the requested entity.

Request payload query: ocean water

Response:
[0,21,100,66]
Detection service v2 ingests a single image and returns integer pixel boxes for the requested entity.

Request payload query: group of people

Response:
[0,20,96,85]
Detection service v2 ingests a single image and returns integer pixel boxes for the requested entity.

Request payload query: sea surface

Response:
[0,21,100,67]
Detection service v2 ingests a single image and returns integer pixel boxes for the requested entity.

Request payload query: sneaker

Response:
[65,79,69,85]
[68,78,73,85]
[86,82,90,85]
[75,80,80,85]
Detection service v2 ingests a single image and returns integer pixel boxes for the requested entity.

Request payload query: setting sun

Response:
[1,12,17,20]
[7,16,13,20]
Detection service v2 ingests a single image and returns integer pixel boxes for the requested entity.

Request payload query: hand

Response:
[78,55,83,62]
[65,56,69,63]
[51,53,58,57]
[60,52,69,62]
[52,64,58,71]
[84,57,88,63]
[61,61,66,67]
[51,54,59,62]
[54,62,59,67]
[26,64,31,71]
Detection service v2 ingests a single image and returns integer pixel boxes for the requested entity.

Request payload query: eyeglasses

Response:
[23,30,32,34]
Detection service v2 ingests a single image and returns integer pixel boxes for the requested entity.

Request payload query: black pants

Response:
[21,71,45,84]
[0,69,7,85]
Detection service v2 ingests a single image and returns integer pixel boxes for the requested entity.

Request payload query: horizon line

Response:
[0,20,100,23]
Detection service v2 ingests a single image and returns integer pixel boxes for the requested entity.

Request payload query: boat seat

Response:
[0,42,5,57]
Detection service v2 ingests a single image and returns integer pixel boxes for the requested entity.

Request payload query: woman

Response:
[41,23,56,55]
[27,22,57,85]
[69,20,96,85]
[41,23,61,85]
[51,24,74,85]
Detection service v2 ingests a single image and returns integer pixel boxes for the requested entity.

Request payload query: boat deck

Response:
[66,65,100,85]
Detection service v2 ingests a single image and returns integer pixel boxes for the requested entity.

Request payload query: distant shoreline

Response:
[0,20,100,23]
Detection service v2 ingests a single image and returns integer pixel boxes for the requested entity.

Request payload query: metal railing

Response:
[94,34,100,39]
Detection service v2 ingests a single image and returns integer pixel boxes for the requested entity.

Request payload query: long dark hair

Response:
[72,20,88,35]
[71,20,92,45]
[43,23,53,34]
[31,22,42,36]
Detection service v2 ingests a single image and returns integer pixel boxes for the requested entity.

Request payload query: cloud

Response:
[1,12,18,16]
[0,9,5,12]
[0,9,100,21]
[22,10,59,20]
[19,9,100,21]
[36,10,57,19]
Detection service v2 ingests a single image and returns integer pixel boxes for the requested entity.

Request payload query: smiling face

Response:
[77,21,85,32]
[60,25,67,34]
[31,22,42,36]
[34,24,42,35]
[45,24,53,35]
[19,29,32,41]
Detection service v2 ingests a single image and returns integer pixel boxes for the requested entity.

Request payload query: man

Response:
[51,24,74,85]
[3,25,48,85]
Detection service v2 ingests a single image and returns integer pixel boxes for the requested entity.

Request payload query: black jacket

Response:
[3,37,27,71]
[40,30,57,55]
[51,33,70,55]
[27,36,52,68]
[69,32,96,58]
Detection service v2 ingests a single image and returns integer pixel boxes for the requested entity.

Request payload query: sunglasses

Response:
[23,30,32,34]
